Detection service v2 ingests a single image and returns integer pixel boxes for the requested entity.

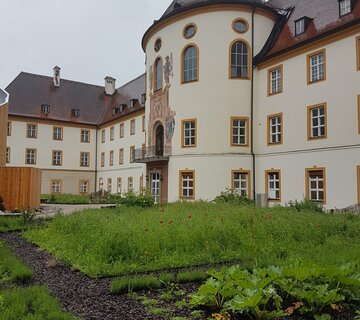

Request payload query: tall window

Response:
[81,129,90,143]
[339,0,351,16]
[179,170,195,200]
[295,18,305,36]
[117,177,122,194]
[27,124,37,138]
[182,119,197,147]
[232,171,250,197]
[99,178,104,190]
[155,58,163,91]
[266,170,281,201]
[306,168,326,203]
[120,123,124,138]
[268,113,283,145]
[101,129,105,143]
[52,150,62,166]
[109,150,114,166]
[130,146,135,163]
[80,152,90,167]
[119,148,124,165]
[130,119,135,135]
[128,177,134,191]
[307,49,326,84]
[7,122,11,136]
[308,104,327,140]
[51,180,61,194]
[107,178,112,193]
[6,147,10,163]
[230,40,249,79]
[101,152,105,167]
[182,45,198,83]
[231,117,248,146]
[25,149,36,165]
[142,115,146,132]
[53,127,63,140]
[110,126,114,141]
[268,65,283,95]
[79,180,89,194]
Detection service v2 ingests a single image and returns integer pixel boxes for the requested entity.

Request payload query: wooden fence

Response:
[0,167,41,211]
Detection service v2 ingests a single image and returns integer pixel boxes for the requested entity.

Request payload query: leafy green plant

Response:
[177,270,208,283]
[190,263,360,319]
[107,189,154,207]
[42,193,90,204]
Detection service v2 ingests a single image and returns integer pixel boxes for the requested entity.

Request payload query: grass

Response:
[0,286,74,320]
[41,194,90,205]
[0,241,32,284]
[0,216,29,233]
[24,202,360,277]
[177,270,208,283]
[110,275,162,294]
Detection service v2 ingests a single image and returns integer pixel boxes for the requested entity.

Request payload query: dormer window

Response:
[120,104,127,112]
[112,107,120,116]
[295,17,312,36]
[41,104,50,115]
[72,108,80,118]
[129,99,137,108]
[339,0,352,17]
[141,93,146,105]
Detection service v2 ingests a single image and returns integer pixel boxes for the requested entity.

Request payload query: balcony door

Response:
[151,171,161,204]
[155,125,164,157]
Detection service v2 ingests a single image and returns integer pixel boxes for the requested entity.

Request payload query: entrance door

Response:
[151,172,161,204]
[156,125,164,156]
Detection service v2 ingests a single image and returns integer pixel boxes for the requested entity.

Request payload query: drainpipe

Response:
[94,129,98,192]
[251,6,256,201]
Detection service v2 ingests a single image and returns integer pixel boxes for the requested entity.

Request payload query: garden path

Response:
[0,232,161,320]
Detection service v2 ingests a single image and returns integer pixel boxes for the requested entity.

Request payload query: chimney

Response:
[53,66,61,87]
[104,76,116,95]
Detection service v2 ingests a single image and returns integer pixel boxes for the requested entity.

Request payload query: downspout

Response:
[251,6,256,201]
[94,128,98,192]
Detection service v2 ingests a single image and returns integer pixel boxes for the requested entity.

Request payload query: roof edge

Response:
[142,0,280,51]
[0,88,9,106]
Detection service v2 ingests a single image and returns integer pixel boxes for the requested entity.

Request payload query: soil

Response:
[0,232,162,320]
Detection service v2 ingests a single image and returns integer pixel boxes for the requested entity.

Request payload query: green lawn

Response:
[0,241,32,284]
[41,194,90,205]
[0,286,74,320]
[24,202,360,278]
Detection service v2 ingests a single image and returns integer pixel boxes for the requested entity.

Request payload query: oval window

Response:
[183,24,197,39]
[154,38,162,52]
[233,19,248,33]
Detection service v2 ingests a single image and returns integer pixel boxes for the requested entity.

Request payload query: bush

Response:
[287,199,324,213]
[42,194,90,204]
[107,189,154,207]
[177,270,208,283]
[213,189,254,206]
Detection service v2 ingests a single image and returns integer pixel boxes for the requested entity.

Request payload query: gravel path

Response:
[0,232,161,320]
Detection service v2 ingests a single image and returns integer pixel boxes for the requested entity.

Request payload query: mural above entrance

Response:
[148,54,176,152]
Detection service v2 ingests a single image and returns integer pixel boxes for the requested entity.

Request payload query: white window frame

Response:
[270,68,282,94]
[182,120,196,147]
[267,172,280,201]
[232,171,249,197]
[53,127,63,140]
[307,169,325,203]
[5,147,10,163]
[26,149,36,165]
[80,180,89,194]
[52,151,62,166]
[81,129,90,143]
[309,105,326,139]
[117,177,122,194]
[268,114,282,144]
[27,124,37,138]
[339,0,351,16]
[130,119,136,135]
[295,19,305,35]
[180,171,195,199]
[309,52,325,83]
[80,152,90,167]
[231,117,248,146]
[52,180,61,193]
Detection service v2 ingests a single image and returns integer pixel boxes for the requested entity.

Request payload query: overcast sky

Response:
[0,0,171,89]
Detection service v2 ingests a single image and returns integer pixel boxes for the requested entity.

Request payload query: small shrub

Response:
[108,189,154,207]
[177,270,208,283]
[111,275,162,294]
[159,272,175,283]
[287,199,324,213]
[213,189,254,206]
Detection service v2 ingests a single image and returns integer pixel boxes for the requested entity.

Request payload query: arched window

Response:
[183,45,198,83]
[230,41,249,79]
[154,58,163,91]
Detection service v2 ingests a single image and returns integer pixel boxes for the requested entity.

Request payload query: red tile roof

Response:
[265,0,360,58]
[5,72,145,126]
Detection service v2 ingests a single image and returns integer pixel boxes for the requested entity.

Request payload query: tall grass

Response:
[0,241,32,284]
[0,216,27,232]
[0,286,74,320]
[24,202,360,277]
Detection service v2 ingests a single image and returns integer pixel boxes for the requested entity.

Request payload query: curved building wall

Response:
[144,6,276,201]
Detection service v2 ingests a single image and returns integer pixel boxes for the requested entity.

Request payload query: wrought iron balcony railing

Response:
[132,145,172,163]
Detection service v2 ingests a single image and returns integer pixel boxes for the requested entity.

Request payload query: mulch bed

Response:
[0,232,163,320]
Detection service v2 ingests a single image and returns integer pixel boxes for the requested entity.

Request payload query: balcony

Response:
[133,145,172,163]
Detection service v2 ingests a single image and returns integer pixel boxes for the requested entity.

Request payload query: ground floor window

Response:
[99,178,104,190]
[107,178,112,193]
[232,170,250,197]
[79,180,89,194]
[179,170,195,200]
[128,177,133,191]
[306,168,326,203]
[5,147,10,164]
[266,170,281,201]
[51,179,62,194]
[117,177,122,194]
